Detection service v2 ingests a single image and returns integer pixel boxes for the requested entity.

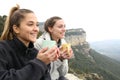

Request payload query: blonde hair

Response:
[1,4,33,40]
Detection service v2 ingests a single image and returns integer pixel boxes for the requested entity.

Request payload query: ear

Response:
[48,27,53,33]
[13,25,20,34]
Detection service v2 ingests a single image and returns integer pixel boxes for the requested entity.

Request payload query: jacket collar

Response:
[41,32,51,40]
[10,37,34,56]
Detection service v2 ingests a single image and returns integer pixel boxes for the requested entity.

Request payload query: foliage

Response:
[68,45,120,80]
[0,15,7,36]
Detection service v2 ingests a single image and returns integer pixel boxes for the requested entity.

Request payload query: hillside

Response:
[65,28,120,80]
[90,39,120,61]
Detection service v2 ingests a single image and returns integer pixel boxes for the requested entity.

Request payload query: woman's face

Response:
[13,13,39,46]
[49,19,66,40]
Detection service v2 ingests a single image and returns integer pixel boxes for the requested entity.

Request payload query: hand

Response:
[59,47,73,60]
[36,46,59,64]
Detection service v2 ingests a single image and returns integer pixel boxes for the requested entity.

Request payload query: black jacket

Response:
[0,38,51,80]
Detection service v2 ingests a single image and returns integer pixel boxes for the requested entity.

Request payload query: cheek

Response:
[19,29,29,37]
[53,31,59,35]
[53,29,60,33]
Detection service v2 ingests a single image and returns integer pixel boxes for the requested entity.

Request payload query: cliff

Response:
[65,28,91,56]
[65,28,120,80]
[65,28,86,46]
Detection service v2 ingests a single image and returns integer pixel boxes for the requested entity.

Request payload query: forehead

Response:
[22,13,38,22]
[55,19,64,25]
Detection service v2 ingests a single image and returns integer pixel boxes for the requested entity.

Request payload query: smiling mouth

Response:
[30,33,37,38]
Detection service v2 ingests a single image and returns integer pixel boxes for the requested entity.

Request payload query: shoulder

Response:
[0,40,9,48]
[0,40,10,56]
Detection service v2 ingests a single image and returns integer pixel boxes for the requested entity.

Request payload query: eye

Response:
[57,25,62,28]
[27,23,33,26]
[36,23,40,27]
[58,25,65,28]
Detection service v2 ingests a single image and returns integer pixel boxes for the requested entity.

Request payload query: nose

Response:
[34,26,39,32]
[62,27,66,32]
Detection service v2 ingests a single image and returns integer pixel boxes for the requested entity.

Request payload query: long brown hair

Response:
[0,4,34,40]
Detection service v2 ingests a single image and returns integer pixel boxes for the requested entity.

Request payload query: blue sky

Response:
[1,0,120,42]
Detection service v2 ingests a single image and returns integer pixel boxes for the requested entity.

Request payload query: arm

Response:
[0,58,48,80]
[57,59,68,76]
[57,39,72,76]
[0,49,48,80]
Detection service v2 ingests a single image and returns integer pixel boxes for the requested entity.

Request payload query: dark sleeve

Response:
[0,50,48,80]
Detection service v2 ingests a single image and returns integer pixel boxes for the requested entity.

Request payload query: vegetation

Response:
[0,15,7,36]
[68,45,120,80]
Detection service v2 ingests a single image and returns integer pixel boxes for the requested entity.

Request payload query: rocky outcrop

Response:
[65,73,82,80]
[65,28,86,46]
[65,28,91,56]
[65,73,103,80]
[84,73,104,80]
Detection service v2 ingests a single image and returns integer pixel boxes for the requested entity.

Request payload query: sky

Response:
[0,0,120,42]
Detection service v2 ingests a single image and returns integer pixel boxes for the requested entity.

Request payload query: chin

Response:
[31,39,36,43]
[60,37,64,39]
[62,36,65,38]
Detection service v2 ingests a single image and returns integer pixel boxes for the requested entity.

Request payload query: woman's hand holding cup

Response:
[59,43,73,60]
[36,40,60,64]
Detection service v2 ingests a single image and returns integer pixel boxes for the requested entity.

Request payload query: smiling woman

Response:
[1,4,39,46]
[0,4,59,80]
[34,16,74,80]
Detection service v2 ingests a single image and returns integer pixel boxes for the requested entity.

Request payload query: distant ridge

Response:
[90,39,120,61]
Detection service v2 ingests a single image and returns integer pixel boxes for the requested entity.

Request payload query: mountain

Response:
[65,28,120,80]
[90,39,120,61]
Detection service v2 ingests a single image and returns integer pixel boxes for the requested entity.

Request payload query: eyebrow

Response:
[27,21,38,24]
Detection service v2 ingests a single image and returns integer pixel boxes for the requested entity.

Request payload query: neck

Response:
[50,35,59,42]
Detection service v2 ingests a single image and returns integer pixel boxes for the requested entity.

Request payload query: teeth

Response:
[31,34,37,38]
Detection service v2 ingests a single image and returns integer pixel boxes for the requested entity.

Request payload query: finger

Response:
[39,47,48,53]
[44,48,58,61]
[69,49,73,57]
[56,48,60,57]
[47,46,58,54]
[52,54,58,61]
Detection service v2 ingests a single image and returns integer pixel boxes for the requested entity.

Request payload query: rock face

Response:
[65,28,90,56]
[65,28,104,80]
[65,28,86,46]
[65,73,82,80]
[65,28,88,80]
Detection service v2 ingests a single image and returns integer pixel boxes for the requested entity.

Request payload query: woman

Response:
[0,5,59,80]
[34,16,73,80]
